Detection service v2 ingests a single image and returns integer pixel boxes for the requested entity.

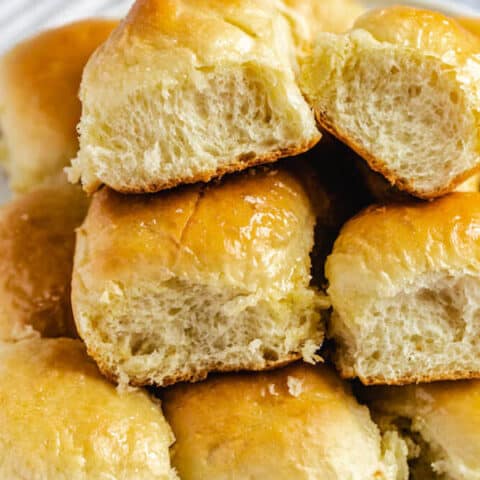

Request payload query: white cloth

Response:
[0,0,133,53]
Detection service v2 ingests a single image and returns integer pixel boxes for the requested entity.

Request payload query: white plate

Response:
[0,0,478,205]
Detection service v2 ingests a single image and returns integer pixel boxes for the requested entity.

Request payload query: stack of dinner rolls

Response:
[2,0,480,478]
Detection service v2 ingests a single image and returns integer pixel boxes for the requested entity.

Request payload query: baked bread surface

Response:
[0,181,89,341]
[0,19,117,192]
[162,363,408,480]
[326,192,480,384]
[72,162,328,386]
[0,338,177,480]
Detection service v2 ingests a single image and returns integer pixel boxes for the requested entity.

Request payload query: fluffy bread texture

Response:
[0,338,177,479]
[363,380,480,479]
[0,181,89,341]
[0,20,117,193]
[300,6,480,199]
[326,192,480,385]
[68,0,320,194]
[72,162,329,387]
[162,363,408,480]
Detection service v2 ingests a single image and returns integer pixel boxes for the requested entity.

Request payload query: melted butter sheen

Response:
[0,338,175,479]
[163,364,394,480]
[355,6,480,62]
[86,165,316,293]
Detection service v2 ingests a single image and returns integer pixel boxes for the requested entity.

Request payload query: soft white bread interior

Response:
[0,19,117,193]
[0,180,89,341]
[72,161,329,387]
[162,363,408,480]
[326,192,480,385]
[300,6,480,199]
[363,380,480,479]
[68,0,320,194]
[0,338,177,479]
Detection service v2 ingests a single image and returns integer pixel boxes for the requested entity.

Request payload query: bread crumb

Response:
[301,340,323,364]
[102,281,124,299]
[248,339,262,353]
[116,381,138,394]
[287,376,304,397]
[99,290,110,304]
[268,383,279,396]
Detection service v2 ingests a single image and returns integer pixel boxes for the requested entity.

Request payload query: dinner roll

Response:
[0,181,89,341]
[162,363,408,480]
[72,162,329,387]
[68,0,320,194]
[363,380,480,480]
[0,19,117,193]
[300,6,480,199]
[326,192,480,385]
[0,338,177,479]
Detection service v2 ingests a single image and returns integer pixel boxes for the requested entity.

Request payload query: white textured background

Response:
[0,0,478,203]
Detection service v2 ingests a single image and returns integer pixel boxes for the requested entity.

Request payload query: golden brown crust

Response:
[457,17,480,37]
[315,111,480,199]
[355,6,480,54]
[0,338,177,479]
[86,130,321,194]
[340,369,480,386]
[161,363,402,479]
[78,159,321,283]
[92,347,303,387]
[0,182,89,340]
[0,19,117,192]
[327,191,480,316]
